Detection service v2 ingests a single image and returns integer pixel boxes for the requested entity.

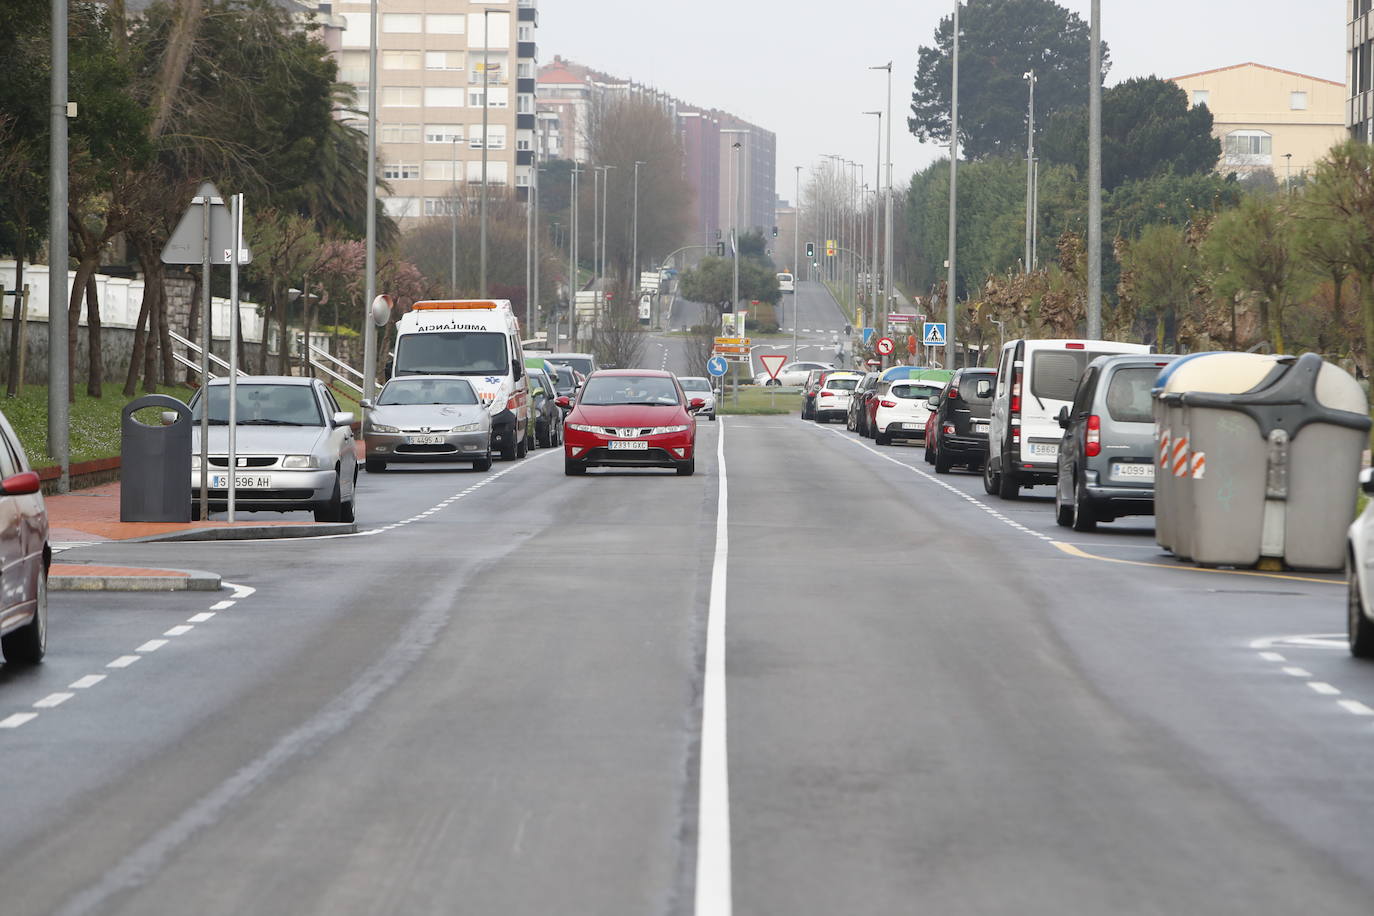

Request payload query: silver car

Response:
[189,377,358,522]
[678,376,716,421]
[361,376,493,472]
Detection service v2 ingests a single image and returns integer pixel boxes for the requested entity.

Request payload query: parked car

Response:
[1053,354,1179,531]
[190,377,358,522]
[551,364,581,399]
[873,378,946,446]
[757,360,833,387]
[547,352,597,378]
[362,375,493,472]
[678,376,717,421]
[814,371,863,423]
[800,369,827,419]
[984,338,1151,500]
[924,367,996,473]
[847,372,881,433]
[560,370,704,476]
[527,368,565,448]
[0,407,48,665]
[1348,470,1374,656]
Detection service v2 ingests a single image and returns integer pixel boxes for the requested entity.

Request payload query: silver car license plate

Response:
[211,474,272,488]
[608,440,648,451]
[1111,462,1155,481]
[407,435,446,445]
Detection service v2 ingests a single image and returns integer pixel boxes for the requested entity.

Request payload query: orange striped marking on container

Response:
[1172,437,1191,478]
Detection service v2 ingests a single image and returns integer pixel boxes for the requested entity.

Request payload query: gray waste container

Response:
[1167,353,1369,570]
[121,394,192,522]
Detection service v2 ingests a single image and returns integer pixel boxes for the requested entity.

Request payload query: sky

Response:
[538,0,1346,200]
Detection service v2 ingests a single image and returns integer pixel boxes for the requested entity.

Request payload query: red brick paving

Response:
[44,481,325,542]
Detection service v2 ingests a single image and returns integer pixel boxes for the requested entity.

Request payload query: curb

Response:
[50,567,222,592]
[128,523,358,543]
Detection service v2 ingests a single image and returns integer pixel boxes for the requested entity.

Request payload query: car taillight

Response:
[946,387,958,400]
[1011,367,1022,414]
[821,390,834,398]
[1065,342,1085,349]
[1086,414,1101,457]
[880,399,897,408]
[942,423,955,435]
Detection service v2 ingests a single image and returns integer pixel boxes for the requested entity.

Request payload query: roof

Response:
[589,369,673,377]
[207,375,313,386]
[1169,62,1343,88]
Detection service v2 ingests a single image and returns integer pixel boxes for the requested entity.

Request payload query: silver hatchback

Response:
[1054,354,1179,531]
[362,376,493,472]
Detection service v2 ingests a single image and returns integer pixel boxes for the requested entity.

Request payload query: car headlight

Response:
[566,423,597,432]
[281,455,318,469]
[650,425,690,435]
[369,422,400,434]
[451,422,483,433]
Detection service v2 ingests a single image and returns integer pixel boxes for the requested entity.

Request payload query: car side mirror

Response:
[532,387,545,398]
[359,398,375,410]
[688,398,706,412]
[333,411,355,427]
[1056,405,1070,429]
[1362,468,1374,496]
[926,396,939,408]
[555,396,572,409]
[0,470,42,496]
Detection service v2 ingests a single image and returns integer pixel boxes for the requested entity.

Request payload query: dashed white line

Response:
[163,625,194,637]
[69,675,106,690]
[188,612,216,623]
[1338,699,1374,716]
[228,583,256,599]
[209,600,235,611]
[135,640,168,654]
[1308,682,1341,696]
[0,713,39,728]
[34,692,74,709]
[1281,666,1314,678]
[107,656,141,669]
[1258,651,1286,662]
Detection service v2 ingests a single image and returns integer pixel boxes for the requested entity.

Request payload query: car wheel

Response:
[983,459,1001,496]
[1054,472,1074,527]
[998,458,1020,500]
[564,457,587,476]
[190,503,202,522]
[708,411,716,422]
[339,495,356,524]
[517,427,530,458]
[536,419,549,449]
[1349,559,1374,658]
[935,447,954,474]
[314,475,344,523]
[874,428,889,446]
[676,458,696,476]
[1071,475,1097,531]
[1,568,47,664]
[766,378,780,387]
[365,458,386,473]
[473,449,493,472]
[499,427,518,461]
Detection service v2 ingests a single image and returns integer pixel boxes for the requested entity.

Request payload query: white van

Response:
[985,338,1150,499]
[776,272,795,294]
[391,299,532,460]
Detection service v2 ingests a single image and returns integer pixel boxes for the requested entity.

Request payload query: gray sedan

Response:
[362,376,492,473]
[190,377,358,522]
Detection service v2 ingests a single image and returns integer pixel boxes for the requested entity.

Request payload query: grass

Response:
[715,384,796,416]
[2,383,198,468]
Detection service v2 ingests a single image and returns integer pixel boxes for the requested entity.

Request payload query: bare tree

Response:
[592,282,646,369]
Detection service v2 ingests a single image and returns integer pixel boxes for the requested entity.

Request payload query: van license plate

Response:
[407,435,446,445]
[608,440,648,451]
[974,422,990,434]
[211,474,271,488]
[1111,462,1155,481]
[1028,442,1059,458]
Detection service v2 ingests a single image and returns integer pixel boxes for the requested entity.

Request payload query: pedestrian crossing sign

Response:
[923,322,947,347]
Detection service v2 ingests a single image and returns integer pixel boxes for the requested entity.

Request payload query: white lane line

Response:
[1308,682,1341,695]
[1338,699,1374,716]
[696,418,732,915]
[188,612,215,623]
[136,640,169,653]
[209,600,235,611]
[228,583,256,599]
[34,692,74,709]
[1281,666,1313,678]
[0,713,38,728]
[163,625,194,637]
[1258,651,1286,662]
[69,675,106,689]
[107,656,140,669]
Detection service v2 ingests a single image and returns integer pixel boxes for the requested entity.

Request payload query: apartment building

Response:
[1350,0,1374,141]
[332,0,539,225]
[1171,62,1345,179]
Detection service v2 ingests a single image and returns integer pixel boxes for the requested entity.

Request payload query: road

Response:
[3,412,1374,913]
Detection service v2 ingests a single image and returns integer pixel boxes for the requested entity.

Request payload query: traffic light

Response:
[805,241,815,259]
[771,226,778,238]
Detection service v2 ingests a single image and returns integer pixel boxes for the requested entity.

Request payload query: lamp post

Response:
[632,159,645,321]
[569,165,581,342]
[946,3,959,369]
[1023,70,1036,274]
[1087,0,1102,338]
[451,136,460,295]
[793,164,801,360]
[864,111,881,335]
[361,0,379,400]
[1283,152,1293,193]
[731,141,742,314]
[871,60,894,345]
[600,164,615,283]
[479,7,491,298]
[47,0,69,490]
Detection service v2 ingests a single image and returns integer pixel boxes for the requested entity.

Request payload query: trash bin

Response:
[1154,353,1283,560]
[120,394,193,522]
[1164,353,1369,570]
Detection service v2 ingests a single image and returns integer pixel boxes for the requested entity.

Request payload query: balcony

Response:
[517,150,533,165]
[517,41,536,60]
[518,78,535,95]
[517,6,537,23]
[517,113,535,130]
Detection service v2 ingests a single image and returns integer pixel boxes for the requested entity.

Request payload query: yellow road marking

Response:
[1049,541,1341,586]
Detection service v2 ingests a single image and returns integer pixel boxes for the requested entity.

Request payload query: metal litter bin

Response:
[120,394,193,522]
[1169,353,1368,570]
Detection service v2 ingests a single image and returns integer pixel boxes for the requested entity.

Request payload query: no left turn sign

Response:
[875,336,895,356]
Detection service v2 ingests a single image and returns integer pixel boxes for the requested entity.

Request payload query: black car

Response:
[550,364,580,399]
[528,368,564,448]
[847,371,881,434]
[924,367,995,473]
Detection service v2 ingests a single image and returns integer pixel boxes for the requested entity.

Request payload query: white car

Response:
[873,379,945,446]
[813,372,863,424]
[1348,469,1374,656]
[754,360,833,387]
[678,376,717,421]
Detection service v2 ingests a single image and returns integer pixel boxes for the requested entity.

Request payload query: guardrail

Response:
[168,329,247,380]
[308,343,364,395]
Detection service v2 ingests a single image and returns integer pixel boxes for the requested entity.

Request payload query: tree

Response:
[1202,194,1304,354]
[1039,77,1220,190]
[908,0,1108,160]
[678,256,780,313]
[1116,223,1201,352]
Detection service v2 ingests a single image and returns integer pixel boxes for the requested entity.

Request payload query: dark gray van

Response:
[925,367,996,473]
[1054,353,1179,531]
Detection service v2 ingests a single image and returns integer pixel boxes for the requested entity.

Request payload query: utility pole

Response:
[946,4,959,370]
[361,0,379,400]
[47,0,69,491]
[1087,0,1102,338]
[451,137,459,295]
[569,166,580,343]
[866,111,881,336]
[532,137,541,334]
[1023,70,1036,274]
[600,165,615,283]
[479,7,491,298]
[632,160,645,308]
[731,142,741,314]
[871,61,894,348]
[793,164,801,361]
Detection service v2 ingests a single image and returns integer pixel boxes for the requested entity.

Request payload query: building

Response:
[1350,0,1374,141]
[1171,62,1345,179]
[331,0,539,225]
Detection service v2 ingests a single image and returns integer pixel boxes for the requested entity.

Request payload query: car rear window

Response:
[1030,350,1117,402]
[825,378,859,391]
[1103,367,1158,423]
[891,383,941,400]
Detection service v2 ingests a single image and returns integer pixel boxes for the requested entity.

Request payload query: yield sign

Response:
[161,181,252,266]
[759,354,788,379]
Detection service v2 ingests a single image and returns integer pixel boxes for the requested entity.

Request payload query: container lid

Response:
[1315,361,1368,414]
[1160,352,1283,396]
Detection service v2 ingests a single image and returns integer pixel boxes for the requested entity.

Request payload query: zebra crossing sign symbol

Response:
[923,322,947,347]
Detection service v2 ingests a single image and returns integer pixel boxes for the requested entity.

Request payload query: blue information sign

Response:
[923,322,947,347]
[707,355,729,377]
[862,327,876,346]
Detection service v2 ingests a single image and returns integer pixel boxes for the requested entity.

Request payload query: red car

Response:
[559,369,705,476]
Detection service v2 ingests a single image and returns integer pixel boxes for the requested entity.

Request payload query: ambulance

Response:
[391,299,532,459]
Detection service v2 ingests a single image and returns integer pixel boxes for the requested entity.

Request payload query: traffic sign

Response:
[923,322,947,346]
[875,336,895,356]
[161,182,252,265]
[862,327,875,346]
[707,356,728,377]
[888,313,917,325]
[760,354,788,379]
[714,337,752,346]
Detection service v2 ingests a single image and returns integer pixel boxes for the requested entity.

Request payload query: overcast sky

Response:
[538,0,1346,200]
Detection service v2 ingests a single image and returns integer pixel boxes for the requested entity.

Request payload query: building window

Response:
[517,94,532,114]
[1191,90,1209,108]
[340,50,369,84]
[425,124,464,143]
[468,125,506,149]
[469,88,486,108]
[383,50,421,70]
[340,12,369,48]
[382,196,420,219]
[381,123,421,144]
[382,162,419,180]
[425,50,465,71]
[485,88,509,108]
[382,87,421,107]
[427,14,466,34]
[424,87,466,108]
[1223,129,1273,165]
[518,25,532,41]
[469,11,510,48]
[518,62,533,79]
[423,160,460,181]
[1290,91,1308,110]
[424,198,458,217]
[517,137,530,151]
[382,13,421,32]
[465,160,509,184]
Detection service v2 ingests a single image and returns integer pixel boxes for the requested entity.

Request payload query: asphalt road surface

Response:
[3,412,1374,914]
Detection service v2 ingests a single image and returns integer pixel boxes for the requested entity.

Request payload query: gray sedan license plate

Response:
[608,440,648,451]
[211,474,271,488]
[407,435,446,445]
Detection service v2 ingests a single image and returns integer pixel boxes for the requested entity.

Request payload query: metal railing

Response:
[307,342,364,395]
[168,329,247,380]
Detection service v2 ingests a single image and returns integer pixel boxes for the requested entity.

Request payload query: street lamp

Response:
[632,159,646,319]
[479,7,492,298]
[600,164,615,283]
[731,141,742,314]
[361,0,380,401]
[1023,70,1036,274]
[793,164,801,360]
[1087,0,1103,337]
[864,111,881,335]
[1283,152,1294,193]
[870,60,894,347]
[945,6,959,368]
[451,136,460,296]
